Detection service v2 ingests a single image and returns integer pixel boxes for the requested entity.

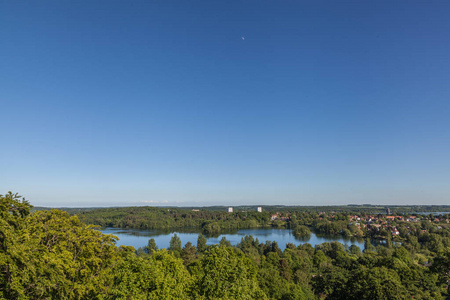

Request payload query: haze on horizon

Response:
[1,1,450,207]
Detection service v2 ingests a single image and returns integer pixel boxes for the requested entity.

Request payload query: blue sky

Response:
[1,1,450,207]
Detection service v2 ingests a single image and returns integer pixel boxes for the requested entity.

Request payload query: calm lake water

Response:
[100,228,368,251]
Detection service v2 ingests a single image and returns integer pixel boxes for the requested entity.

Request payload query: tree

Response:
[426,233,445,253]
[386,231,393,249]
[364,237,375,253]
[393,247,411,264]
[279,258,292,280]
[431,247,450,286]
[293,225,311,238]
[181,242,197,265]
[271,241,282,256]
[0,192,31,228]
[219,236,232,247]
[349,244,361,256]
[145,250,193,299]
[111,249,193,299]
[312,265,349,298]
[313,250,327,268]
[144,238,158,254]
[197,233,207,253]
[1,206,118,299]
[346,266,410,299]
[169,233,182,253]
[198,245,266,299]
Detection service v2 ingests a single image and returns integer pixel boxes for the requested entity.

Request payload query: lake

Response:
[101,228,369,251]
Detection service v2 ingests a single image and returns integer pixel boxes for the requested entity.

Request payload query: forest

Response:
[57,204,450,240]
[2,192,449,299]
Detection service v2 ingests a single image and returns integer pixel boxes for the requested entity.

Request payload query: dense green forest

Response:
[2,192,449,299]
[68,206,274,234]
[54,204,450,240]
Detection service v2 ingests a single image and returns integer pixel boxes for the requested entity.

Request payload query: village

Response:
[267,210,450,240]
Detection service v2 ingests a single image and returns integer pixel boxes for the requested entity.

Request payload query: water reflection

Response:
[101,227,366,251]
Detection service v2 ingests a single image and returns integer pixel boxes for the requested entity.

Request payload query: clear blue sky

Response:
[1,1,450,207]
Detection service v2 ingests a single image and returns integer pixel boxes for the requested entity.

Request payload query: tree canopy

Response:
[1,192,449,299]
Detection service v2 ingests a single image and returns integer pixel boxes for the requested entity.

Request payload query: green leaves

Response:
[1,206,118,299]
[0,192,31,227]
[110,249,194,299]
[169,233,182,253]
[197,233,207,253]
[431,247,450,286]
[293,225,311,238]
[198,245,266,299]
[1,193,449,299]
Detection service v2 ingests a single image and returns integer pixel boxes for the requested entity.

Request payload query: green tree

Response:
[111,249,193,299]
[144,238,158,254]
[219,236,232,247]
[146,250,193,299]
[198,245,266,299]
[169,233,182,253]
[386,231,393,249]
[346,266,410,299]
[181,242,197,265]
[364,237,375,252]
[0,191,31,220]
[197,233,207,253]
[431,247,450,286]
[349,244,361,256]
[393,247,411,264]
[293,225,311,237]
[1,204,118,299]
[313,250,327,268]
[312,265,349,298]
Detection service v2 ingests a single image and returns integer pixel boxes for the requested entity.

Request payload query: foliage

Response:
[1,193,118,299]
[197,245,266,299]
[2,192,449,299]
[197,233,207,253]
[110,248,193,299]
[293,225,311,238]
[143,238,158,254]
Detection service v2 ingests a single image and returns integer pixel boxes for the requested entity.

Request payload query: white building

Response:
[257,207,262,213]
[227,207,233,213]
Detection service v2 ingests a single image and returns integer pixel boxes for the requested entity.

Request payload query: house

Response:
[370,224,382,230]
